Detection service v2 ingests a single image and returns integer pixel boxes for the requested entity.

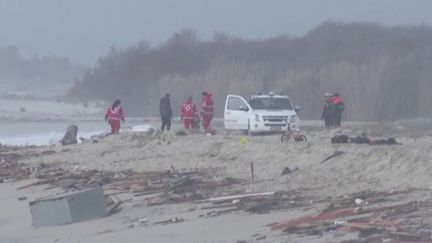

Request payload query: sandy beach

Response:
[3,2,432,242]
[2,116,432,243]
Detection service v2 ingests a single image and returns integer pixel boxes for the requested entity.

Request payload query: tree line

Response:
[69,22,432,121]
[0,45,84,95]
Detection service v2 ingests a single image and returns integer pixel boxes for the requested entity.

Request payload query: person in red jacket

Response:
[181,96,197,129]
[330,93,344,127]
[201,91,214,133]
[105,99,125,134]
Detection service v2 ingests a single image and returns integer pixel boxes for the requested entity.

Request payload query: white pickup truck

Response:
[224,93,301,135]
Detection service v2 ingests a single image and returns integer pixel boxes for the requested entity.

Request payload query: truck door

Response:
[224,95,251,130]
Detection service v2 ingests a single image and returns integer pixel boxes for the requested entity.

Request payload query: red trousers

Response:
[110,119,121,134]
[202,115,213,132]
[183,118,194,129]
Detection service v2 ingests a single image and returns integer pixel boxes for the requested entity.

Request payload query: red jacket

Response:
[331,95,343,105]
[331,95,345,112]
[105,105,125,121]
[201,94,214,116]
[181,101,197,120]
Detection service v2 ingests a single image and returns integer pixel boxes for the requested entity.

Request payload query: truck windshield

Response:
[249,98,293,110]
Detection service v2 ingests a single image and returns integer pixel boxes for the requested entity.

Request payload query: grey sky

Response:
[1,0,431,65]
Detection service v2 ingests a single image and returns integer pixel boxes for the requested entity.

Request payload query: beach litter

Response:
[281,167,299,175]
[269,188,432,242]
[2,140,432,242]
[320,150,344,164]
[60,125,78,145]
[29,187,107,227]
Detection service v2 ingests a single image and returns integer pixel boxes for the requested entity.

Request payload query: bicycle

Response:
[281,121,307,142]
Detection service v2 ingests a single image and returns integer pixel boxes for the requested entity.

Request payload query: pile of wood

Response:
[1,155,249,209]
[269,189,432,242]
[3,145,432,242]
[0,145,54,182]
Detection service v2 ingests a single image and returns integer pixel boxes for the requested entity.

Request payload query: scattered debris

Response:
[239,137,249,144]
[29,187,107,227]
[256,235,266,241]
[355,198,365,206]
[60,125,78,145]
[79,137,98,144]
[107,195,123,216]
[331,131,402,145]
[250,162,254,182]
[0,139,428,242]
[138,218,149,226]
[320,150,344,164]
[153,217,184,225]
[281,167,299,175]
[269,189,432,242]
[331,135,349,144]
[175,130,187,136]
[93,229,115,236]
[202,192,275,203]
[369,138,402,145]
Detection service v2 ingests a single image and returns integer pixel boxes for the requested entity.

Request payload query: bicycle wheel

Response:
[295,135,307,142]
[281,134,290,142]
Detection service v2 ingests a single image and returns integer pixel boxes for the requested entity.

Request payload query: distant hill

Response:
[0,45,84,95]
[69,23,432,121]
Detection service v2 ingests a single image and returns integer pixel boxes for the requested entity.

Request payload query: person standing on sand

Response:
[181,96,197,129]
[159,93,173,131]
[330,93,344,127]
[321,93,333,128]
[200,91,214,134]
[105,99,125,134]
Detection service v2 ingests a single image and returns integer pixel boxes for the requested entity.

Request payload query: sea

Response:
[0,120,153,146]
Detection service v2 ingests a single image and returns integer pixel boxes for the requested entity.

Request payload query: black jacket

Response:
[160,96,173,117]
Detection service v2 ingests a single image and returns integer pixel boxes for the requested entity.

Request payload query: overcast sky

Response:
[1,0,432,65]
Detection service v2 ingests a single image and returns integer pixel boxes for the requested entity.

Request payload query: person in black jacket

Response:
[321,93,333,128]
[159,93,173,131]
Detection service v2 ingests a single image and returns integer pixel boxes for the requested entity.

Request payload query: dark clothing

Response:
[334,111,342,127]
[322,95,344,128]
[321,102,332,128]
[331,134,401,145]
[331,95,344,127]
[160,96,173,131]
[331,135,349,144]
[161,116,171,131]
[159,96,173,118]
[349,134,370,144]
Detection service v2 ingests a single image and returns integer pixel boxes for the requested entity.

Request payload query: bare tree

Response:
[69,23,432,121]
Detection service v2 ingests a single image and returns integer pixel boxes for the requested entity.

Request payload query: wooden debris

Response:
[388,231,422,241]
[271,201,418,231]
[60,125,78,145]
[17,179,55,190]
[201,204,237,210]
[201,192,275,203]
[153,217,184,225]
[250,162,254,182]
[320,150,344,164]
[107,201,122,216]
[4,143,432,242]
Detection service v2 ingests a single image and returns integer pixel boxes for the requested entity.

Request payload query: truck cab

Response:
[224,93,301,135]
